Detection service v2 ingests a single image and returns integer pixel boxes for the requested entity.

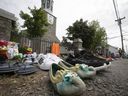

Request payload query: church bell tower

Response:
[41,0,53,14]
[41,0,59,42]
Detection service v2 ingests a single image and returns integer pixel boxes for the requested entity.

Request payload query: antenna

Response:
[112,0,125,56]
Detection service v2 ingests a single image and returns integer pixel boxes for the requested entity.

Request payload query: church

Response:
[41,0,60,43]
[0,0,60,53]
[0,8,16,41]
[28,0,60,53]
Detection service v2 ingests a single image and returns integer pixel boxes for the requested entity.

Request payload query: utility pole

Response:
[113,0,125,56]
[115,17,125,55]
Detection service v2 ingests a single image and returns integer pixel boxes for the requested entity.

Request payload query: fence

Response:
[20,37,53,54]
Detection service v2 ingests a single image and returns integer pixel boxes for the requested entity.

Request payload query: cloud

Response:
[0,0,127,49]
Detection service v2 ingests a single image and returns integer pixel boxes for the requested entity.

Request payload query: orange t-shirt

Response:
[51,43,60,56]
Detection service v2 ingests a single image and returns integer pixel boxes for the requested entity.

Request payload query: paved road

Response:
[0,59,128,96]
[82,59,128,96]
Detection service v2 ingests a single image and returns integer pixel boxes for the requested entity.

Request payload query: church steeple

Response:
[41,0,53,14]
[41,0,59,44]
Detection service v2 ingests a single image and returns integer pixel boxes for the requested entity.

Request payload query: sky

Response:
[0,0,128,52]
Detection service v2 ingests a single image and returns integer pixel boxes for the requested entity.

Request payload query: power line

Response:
[107,36,120,39]
[124,34,128,36]
[122,29,128,34]
[107,34,128,39]
[123,38,128,41]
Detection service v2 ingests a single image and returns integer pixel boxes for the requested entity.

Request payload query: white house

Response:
[107,44,119,57]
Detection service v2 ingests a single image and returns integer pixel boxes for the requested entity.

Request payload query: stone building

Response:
[21,0,60,53]
[41,0,60,42]
[0,8,16,41]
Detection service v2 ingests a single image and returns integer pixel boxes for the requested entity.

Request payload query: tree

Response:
[66,19,95,50]
[66,19,107,51]
[89,20,107,51]
[10,21,20,42]
[61,36,73,50]
[20,7,49,38]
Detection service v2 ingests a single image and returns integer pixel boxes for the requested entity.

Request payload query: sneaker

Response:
[37,53,61,70]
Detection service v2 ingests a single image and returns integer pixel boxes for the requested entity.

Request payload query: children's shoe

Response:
[49,63,86,96]
[59,60,96,79]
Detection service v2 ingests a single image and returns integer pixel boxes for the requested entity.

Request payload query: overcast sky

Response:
[0,0,128,52]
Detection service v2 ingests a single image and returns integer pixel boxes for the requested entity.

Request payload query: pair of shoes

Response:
[59,60,96,79]
[78,50,111,66]
[49,63,86,96]
[66,54,111,71]
[0,61,18,73]
[0,60,37,75]
[14,62,37,75]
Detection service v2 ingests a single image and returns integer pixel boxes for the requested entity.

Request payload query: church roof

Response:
[42,34,60,43]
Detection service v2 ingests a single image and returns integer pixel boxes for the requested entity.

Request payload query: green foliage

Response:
[66,19,107,51]
[18,46,27,54]
[89,20,107,50]
[67,19,95,49]
[10,21,20,42]
[13,55,22,61]
[20,7,49,39]
[61,36,73,50]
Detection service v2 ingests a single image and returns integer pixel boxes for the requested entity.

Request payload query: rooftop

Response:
[0,8,17,21]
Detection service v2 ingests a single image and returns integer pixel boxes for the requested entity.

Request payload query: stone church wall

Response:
[0,16,12,40]
[0,8,16,41]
